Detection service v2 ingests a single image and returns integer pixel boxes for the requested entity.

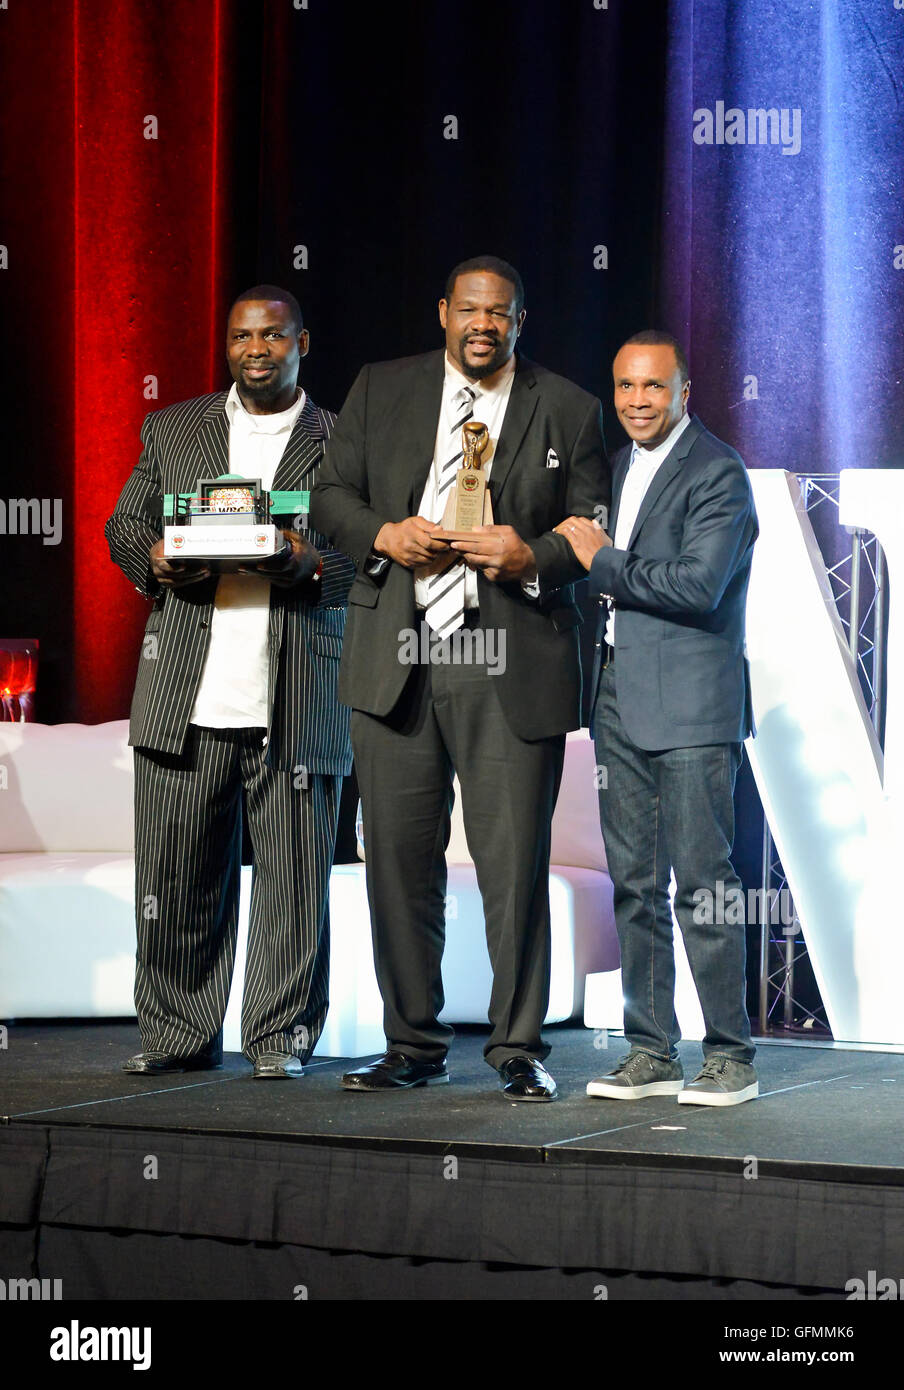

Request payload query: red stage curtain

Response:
[1,0,246,722]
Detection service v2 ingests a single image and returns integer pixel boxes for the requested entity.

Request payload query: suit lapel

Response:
[626,416,703,549]
[260,398,326,677]
[406,352,446,513]
[402,351,539,513]
[193,390,327,490]
[272,395,327,490]
[485,355,539,503]
[194,395,231,480]
[264,395,328,672]
[607,445,631,536]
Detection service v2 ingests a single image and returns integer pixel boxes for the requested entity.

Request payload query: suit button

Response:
[595,642,601,650]
[200,620,209,628]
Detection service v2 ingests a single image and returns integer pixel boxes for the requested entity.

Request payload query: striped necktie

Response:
[425,384,478,638]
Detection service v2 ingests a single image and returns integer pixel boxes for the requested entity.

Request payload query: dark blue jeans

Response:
[592,664,755,1065]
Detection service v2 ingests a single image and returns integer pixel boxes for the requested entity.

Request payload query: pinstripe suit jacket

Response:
[105,390,355,775]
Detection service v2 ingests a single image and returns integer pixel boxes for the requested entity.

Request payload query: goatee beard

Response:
[242,374,282,402]
[459,337,506,380]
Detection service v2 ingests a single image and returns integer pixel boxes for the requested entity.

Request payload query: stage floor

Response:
[2,1021,903,1301]
[3,1020,904,1176]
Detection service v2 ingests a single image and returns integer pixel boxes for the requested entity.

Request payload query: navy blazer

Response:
[588,415,758,751]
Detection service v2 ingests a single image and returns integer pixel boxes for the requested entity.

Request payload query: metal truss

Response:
[756,474,886,1040]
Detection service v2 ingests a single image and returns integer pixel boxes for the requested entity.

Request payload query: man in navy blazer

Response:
[559,331,759,1107]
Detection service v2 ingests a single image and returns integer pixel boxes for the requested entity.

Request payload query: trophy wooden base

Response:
[440,480,494,531]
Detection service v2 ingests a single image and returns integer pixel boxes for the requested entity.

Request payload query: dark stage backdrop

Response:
[5,0,902,726]
[662,0,904,475]
[1,0,667,723]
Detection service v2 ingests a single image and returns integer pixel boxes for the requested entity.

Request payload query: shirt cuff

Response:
[363,548,392,581]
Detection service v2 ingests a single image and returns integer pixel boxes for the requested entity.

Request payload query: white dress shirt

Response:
[189,384,306,729]
[414,353,516,611]
[605,412,692,647]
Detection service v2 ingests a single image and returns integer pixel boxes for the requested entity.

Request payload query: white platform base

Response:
[583,910,706,1042]
[222,866,386,1059]
[224,861,617,1058]
[0,853,136,1017]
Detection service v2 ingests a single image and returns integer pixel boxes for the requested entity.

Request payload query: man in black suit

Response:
[106,286,354,1079]
[559,331,759,1107]
[310,257,608,1100]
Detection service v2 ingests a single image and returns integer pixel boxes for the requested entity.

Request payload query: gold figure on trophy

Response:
[441,420,494,531]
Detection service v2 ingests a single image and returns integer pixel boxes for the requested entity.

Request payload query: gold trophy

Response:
[416,421,496,585]
[441,421,494,531]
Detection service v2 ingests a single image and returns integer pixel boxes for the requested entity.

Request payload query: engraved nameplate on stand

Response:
[441,421,494,531]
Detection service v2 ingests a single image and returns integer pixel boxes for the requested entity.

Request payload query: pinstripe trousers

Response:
[133,726,340,1062]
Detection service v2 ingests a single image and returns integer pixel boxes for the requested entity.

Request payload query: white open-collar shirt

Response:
[189,383,306,729]
[605,411,692,647]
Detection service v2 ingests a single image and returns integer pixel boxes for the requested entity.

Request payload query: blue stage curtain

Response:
[662,0,904,472]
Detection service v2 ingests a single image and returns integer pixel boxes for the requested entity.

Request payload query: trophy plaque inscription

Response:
[441,421,494,531]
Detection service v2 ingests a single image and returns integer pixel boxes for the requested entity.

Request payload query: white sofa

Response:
[441,728,620,1021]
[286,730,620,1055]
[0,722,620,1054]
[0,721,136,1018]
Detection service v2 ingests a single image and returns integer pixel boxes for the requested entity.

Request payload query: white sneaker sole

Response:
[678,1081,759,1106]
[586,1079,684,1099]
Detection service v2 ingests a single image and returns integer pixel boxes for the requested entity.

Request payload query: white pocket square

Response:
[546,448,560,469]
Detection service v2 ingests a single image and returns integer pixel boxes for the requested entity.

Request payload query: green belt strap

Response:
[163,489,309,519]
[162,493,197,519]
[269,490,310,515]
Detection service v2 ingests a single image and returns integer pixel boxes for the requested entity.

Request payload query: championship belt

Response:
[162,476,310,571]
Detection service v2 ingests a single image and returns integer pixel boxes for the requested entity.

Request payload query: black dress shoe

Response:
[497,1056,557,1102]
[252,1053,304,1079]
[341,1050,449,1091]
[122,1048,222,1075]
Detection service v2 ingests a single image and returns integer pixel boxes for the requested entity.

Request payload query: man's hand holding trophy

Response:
[373,418,536,585]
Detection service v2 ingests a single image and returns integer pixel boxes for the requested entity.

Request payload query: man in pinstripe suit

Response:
[106,286,354,1079]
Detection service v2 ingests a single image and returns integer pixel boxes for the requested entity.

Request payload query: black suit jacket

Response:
[588,415,758,750]
[105,390,355,774]
[309,350,609,741]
